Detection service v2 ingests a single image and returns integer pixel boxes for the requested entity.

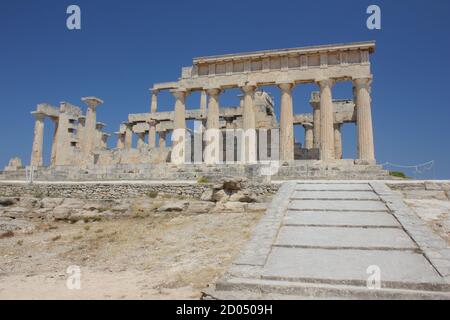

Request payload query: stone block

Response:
[41,198,64,209]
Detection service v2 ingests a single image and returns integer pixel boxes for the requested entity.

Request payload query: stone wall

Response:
[0,182,279,200]
[387,181,450,200]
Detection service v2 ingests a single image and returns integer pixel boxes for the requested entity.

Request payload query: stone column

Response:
[30,112,45,167]
[354,77,375,161]
[159,131,167,148]
[241,85,257,163]
[150,89,158,113]
[303,123,314,150]
[137,132,146,148]
[124,122,133,149]
[334,123,343,160]
[317,79,335,161]
[116,133,125,149]
[200,90,207,113]
[278,83,294,161]
[50,117,59,166]
[310,93,321,149]
[148,120,156,148]
[171,89,187,164]
[204,88,221,164]
[81,97,104,156]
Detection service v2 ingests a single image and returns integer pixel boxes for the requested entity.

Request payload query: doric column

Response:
[50,117,59,166]
[30,112,45,167]
[310,92,321,149]
[150,89,158,113]
[204,88,221,164]
[148,120,156,148]
[278,83,294,161]
[171,89,187,164]
[241,85,257,163]
[116,132,125,149]
[81,97,104,156]
[334,123,343,160]
[159,131,167,148]
[124,122,133,149]
[137,132,146,148]
[303,123,314,150]
[317,79,335,161]
[354,77,375,161]
[200,90,207,113]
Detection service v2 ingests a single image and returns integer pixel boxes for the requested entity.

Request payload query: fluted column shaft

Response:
[148,122,156,148]
[334,123,343,160]
[303,124,314,150]
[151,90,158,113]
[31,112,45,167]
[50,118,59,166]
[171,90,187,164]
[278,83,294,161]
[317,79,335,161]
[354,78,375,161]
[137,132,146,148]
[241,85,257,163]
[159,131,167,148]
[312,103,321,149]
[124,123,133,149]
[116,133,125,149]
[204,88,221,164]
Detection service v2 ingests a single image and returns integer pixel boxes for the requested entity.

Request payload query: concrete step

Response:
[289,199,388,212]
[274,227,417,250]
[284,211,400,227]
[211,277,450,300]
[292,190,379,200]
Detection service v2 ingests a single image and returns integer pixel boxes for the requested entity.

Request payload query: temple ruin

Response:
[1,41,388,181]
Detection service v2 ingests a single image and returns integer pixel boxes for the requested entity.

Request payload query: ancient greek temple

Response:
[5,41,381,181]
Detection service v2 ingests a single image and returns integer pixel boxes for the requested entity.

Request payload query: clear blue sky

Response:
[1,0,449,178]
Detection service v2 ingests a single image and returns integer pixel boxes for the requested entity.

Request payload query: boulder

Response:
[187,201,215,214]
[0,197,18,207]
[3,207,29,218]
[41,198,64,209]
[213,177,246,191]
[18,197,41,209]
[156,201,188,212]
[212,190,230,203]
[200,189,214,202]
[229,191,258,203]
[214,201,247,213]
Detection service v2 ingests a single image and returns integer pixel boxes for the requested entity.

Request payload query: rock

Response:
[0,197,18,207]
[214,201,247,213]
[0,217,36,232]
[247,203,268,212]
[214,177,245,191]
[200,189,214,202]
[18,197,41,209]
[3,207,29,218]
[229,191,258,203]
[41,198,64,209]
[156,201,188,212]
[187,201,215,214]
[82,200,113,212]
[52,207,71,220]
[212,190,230,203]
[59,198,85,209]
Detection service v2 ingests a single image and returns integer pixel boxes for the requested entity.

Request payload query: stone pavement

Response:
[205,181,450,299]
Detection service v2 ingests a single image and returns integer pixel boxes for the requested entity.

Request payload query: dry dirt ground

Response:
[0,210,263,299]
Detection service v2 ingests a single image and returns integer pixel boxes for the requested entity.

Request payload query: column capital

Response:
[205,88,222,96]
[81,96,104,109]
[316,78,335,89]
[150,88,159,94]
[333,122,342,129]
[353,77,372,89]
[240,84,257,94]
[170,88,188,100]
[277,82,295,92]
[302,122,313,129]
[31,111,45,121]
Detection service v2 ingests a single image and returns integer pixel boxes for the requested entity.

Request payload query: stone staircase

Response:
[204,181,450,299]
